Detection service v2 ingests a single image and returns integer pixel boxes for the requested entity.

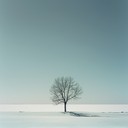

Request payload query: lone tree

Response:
[50,77,82,112]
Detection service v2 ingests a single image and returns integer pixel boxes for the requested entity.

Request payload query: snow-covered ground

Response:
[0,112,128,128]
[0,104,128,112]
[0,104,128,128]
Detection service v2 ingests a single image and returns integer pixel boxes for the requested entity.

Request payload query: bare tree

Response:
[50,77,82,112]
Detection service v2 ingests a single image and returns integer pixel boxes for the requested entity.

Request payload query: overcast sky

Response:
[0,0,128,104]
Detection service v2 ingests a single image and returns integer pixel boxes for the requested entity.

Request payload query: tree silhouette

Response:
[50,77,82,112]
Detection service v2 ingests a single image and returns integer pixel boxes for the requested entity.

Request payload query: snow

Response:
[0,112,128,128]
[0,105,128,128]
[0,104,128,112]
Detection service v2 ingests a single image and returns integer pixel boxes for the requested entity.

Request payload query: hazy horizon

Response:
[0,0,128,104]
[0,104,128,112]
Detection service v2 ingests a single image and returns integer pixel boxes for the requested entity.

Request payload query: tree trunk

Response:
[64,102,67,112]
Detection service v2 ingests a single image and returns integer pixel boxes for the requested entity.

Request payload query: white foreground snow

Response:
[0,112,128,128]
[0,105,128,128]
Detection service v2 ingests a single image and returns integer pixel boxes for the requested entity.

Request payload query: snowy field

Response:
[0,104,128,128]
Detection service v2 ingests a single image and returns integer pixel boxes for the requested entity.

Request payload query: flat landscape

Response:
[0,112,128,128]
[0,105,128,128]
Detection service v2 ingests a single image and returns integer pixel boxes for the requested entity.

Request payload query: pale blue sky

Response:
[0,0,128,104]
